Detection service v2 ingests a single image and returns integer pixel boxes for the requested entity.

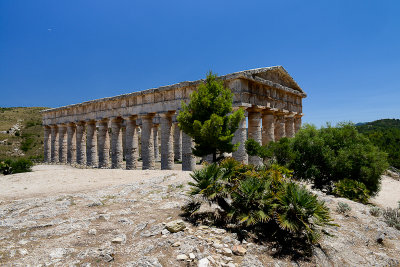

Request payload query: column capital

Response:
[262,108,278,115]
[159,110,176,118]
[294,113,304,118]
[75,120,86,126]
[85,119,97,125]
[139,112,156,120]
[247,105,265,113]
[123,115,138,121]
[109,116,123,123]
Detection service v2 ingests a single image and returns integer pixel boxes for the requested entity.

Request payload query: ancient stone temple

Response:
[41,66,306,170]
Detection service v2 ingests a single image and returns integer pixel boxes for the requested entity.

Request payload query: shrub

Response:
[383,208,400,230]
[185,158,334,244]
[3,158,33,174]
[0,161,12,175]
[369,207,381,217]
[333,179,370,204]
[336,202,351,214]
[246,123,389,199]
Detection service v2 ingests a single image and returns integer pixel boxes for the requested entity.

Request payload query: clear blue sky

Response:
[1,0,399,126]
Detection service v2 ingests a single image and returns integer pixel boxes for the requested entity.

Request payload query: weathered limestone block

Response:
[232,116,248,164]
[174,123,182,161]
[86,120,98,167]
[165,219,185,233]
[66,123,76,164]
[58,124,67,163]
[285,115,295,138]
[182,132,195,171]
[43,126,51,163]
[97,119,110,168]
[76,121,86,165]
[160,113,174,170]
[111,118,123,169]
[50,125,59,163]
[141,113,155,170]
[248,111,262,166]
[262,110,275,145]
[153,124,160,161]
[274,113,286,141]
[294,115,302,133]
[125,116,138,170]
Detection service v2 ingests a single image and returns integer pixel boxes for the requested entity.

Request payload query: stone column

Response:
[43,126,51,163]
[232,113,248,164]
[274,113,286,141]
[262,109,275,145]
[58,124,67,164]
[97,119,110,168]
[140,113,155,170]
[174,123,182,161]
[125,116,139,170]
[294,115,302,133]
[182,132,196,171]
[122,126,126,160]
[76,121,86,165]
[160,112,175,170]
[111,117,123,169]
[66,123,76,164]
[248,110,262,166]
[50,125,59,163]
[285,115,295,138]
[153,124,160,161]
[86,120,98,167]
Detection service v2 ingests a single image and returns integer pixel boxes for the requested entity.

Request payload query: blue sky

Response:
[1,0,399,126]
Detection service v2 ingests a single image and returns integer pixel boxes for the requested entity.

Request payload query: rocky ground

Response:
[0,165,399,266]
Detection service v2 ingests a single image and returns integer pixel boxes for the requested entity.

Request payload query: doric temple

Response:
[41,66,306,170]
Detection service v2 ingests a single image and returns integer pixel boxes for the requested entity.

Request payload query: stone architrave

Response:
[125,116,138,170]
[58,124,67,163]
[43,126,51,163]
[75,121,86,165]
[262,109,275,145]
[173,123,182,161]
[86,120,98,167]
[247,109,262,166]
[111,117,123,169]
[182,132,196,171]
[50,125,59,163]
[66,123,76,164]
[232,109,248,164]
[160,112,175,170]
[285,114,295,138]
[141,113,155,170]
[153,124,160,161]
[97,119,110,168]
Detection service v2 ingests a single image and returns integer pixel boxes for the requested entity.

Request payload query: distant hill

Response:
[356,119,400,169]
[0,107,47,161]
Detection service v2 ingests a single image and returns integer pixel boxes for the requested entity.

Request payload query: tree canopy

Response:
[177,72,244,162]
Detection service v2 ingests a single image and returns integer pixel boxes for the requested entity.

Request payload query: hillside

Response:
[356,119,400,169]
[0,107,47,161]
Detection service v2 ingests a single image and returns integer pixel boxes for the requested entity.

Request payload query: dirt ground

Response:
[1,165,399,209]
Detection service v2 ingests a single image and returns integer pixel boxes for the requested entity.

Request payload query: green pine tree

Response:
[177,71,245,162]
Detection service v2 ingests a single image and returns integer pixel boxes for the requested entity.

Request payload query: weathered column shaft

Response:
[43,126,51,163]
[153,124,160,161]
[97,119,110,168]
[160,114,174,170]
[58,125,67,163]
[232,116,248,164]
[86,121,98,167]
[66,124,76,164]
[111,118,123,169]
[285,116,295,138]
[248,111,262,166]
[50,125,59,163]
[122,126,126,160]
[76,122,86,165]
[294,116,302,133]
[125,117,138,170]
[182,132,196,171]
[141,114,155,170]
[174,123,182,161]
[262,112,275,145]
[275,114,286,141]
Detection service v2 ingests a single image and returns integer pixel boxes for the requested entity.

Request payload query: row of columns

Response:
[233,107,302,165]
[43,113,196,171]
